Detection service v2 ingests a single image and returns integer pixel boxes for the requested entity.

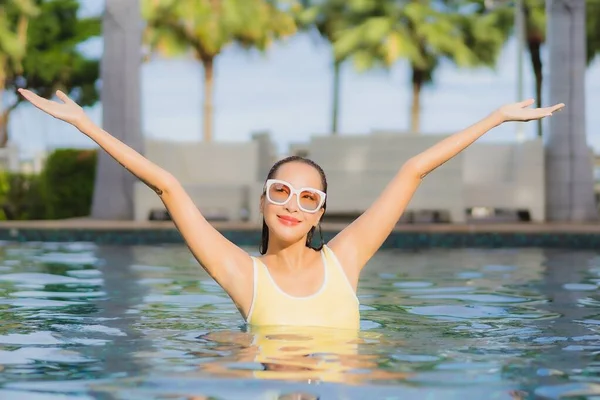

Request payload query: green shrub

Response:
[0,172,46,220]
[42,149,97,219]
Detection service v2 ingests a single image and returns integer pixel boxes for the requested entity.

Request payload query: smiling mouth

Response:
[277,215,301,224]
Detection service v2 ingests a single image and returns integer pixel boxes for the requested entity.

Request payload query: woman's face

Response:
[261,162,326,247]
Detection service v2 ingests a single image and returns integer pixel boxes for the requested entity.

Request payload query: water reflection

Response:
[83,245,153,379]
[2,244,600,399]
[529,249,600,399]
[190,325,409,384]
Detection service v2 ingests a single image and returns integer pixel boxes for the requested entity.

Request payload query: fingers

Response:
[17,88,36,101]
[519,102,565,119]
[518,98,535,108]
[538,103,565,117]
[17,88,56,115]
[19,88,42,100]
[18,89,50,110]
[19,88,72,106]
[56,90,72,104]
[18,88,49,105]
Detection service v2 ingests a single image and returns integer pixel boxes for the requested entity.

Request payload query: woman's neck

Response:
[265,239,319,271]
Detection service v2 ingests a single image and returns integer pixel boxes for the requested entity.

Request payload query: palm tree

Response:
[142,0,297,142]
[0,0,100,148]
[587,0,600,64]
[545,0,597,221]
[489,0,600,138]
[0,0,38,146]
[524,0,599,138]
[334,0,510,133]
[90,0,142,220]
[522,0,545,138]
[295,0,354,135]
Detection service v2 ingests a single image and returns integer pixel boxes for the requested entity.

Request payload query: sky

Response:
[7,0,600,159]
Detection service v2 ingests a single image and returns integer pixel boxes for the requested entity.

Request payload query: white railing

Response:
[131,132,562,223]
[133,134,279,222]
[288,134,547,223]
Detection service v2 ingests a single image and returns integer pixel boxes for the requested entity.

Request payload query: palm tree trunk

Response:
[91,0,143,220]
[410,67,424,134]
[0,108,13,148]
[545,0,597,221]
[524,3,544,138]
[528,39,543,137]
[0,67,7,147]
[202,57,214,142]
[331,59,341,135]
[0,116,7,148]
[0,100,22,147]
[15,14,29,74]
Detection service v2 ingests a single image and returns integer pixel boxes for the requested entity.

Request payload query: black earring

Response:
[318,223,324,248]
[306,226,316,248]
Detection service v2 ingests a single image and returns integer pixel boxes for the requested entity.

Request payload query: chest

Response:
[261,258,326,298]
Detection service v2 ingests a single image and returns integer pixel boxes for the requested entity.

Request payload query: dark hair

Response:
[259,156,327,255]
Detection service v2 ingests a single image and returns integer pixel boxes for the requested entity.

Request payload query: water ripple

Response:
[406,304,554,321]
[0,243,599,399]
[410,293,532,303]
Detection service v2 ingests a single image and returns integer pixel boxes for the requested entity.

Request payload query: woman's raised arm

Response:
[328,99,565,284]
[19,89,254,315]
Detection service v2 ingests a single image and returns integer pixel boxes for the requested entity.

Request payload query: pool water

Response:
[1,242,600,399]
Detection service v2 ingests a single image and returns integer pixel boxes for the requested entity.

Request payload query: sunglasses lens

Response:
[298,190,321,212]
[268,182,291,204]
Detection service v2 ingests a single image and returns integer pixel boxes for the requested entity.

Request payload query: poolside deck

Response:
[1,219,600,248]
[0,218,599,233]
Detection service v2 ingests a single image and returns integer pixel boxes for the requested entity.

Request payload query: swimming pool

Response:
[0,241,599,399]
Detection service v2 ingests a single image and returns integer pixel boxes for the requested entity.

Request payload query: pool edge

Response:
[1,221,599,248]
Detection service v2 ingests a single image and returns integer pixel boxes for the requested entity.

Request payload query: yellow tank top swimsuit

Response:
[246,245,360,331]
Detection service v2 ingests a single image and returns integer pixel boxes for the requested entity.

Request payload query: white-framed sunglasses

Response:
[264,179,326,213]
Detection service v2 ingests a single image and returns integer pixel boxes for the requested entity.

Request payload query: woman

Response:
[19,89,564,331]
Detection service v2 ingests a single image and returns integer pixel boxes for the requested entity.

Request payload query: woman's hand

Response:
[497,98,565,123]
[18,89,90,129]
